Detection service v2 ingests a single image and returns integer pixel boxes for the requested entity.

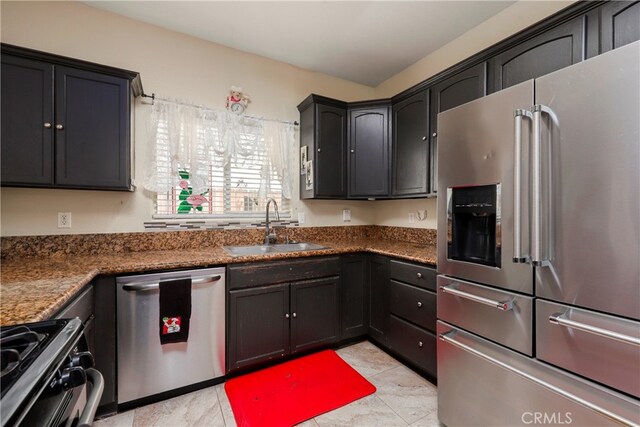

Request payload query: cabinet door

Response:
[316,104,348,198]
[228,283,290,371]
[368,255,390,343]
[392,90,430,197]
[600,1,640,53]
[55,66,130,190]
[1,55,54,186]
[490,17,585,92]
[290,276,339,354]
[430,63,487,194]
[340,254,368,340]
[349,107,390,197]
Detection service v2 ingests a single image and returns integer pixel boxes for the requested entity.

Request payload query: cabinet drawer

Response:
[228,256,340,290]
[437,275,533,356]
[536,299,640,398]
[55,285,94,323]
[389,280,436,332]
[389,260,436,291]
[388,315,436,377]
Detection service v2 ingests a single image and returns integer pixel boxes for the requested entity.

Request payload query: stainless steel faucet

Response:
[264,198,280,244]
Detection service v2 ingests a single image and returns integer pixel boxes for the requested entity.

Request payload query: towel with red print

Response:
[159,278,192,344]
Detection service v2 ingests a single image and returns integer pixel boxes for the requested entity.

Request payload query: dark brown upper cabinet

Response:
[489,17,585,92]
[1,55,54,186]
[1,44,141,191]
[392,90,430,197]
[600,1,640,53]
[297,95,348,199]
[429,63,487,194]
[348,103,390,198]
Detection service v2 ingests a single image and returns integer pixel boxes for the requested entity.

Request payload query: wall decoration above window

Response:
[225,86,251,115]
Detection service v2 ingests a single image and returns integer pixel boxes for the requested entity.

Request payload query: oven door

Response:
[437,80,534,294]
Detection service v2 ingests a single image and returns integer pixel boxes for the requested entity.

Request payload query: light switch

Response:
[343,209,351,222]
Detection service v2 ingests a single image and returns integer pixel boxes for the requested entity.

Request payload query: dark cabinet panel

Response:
[1,55,54,186]
[55,67,130,190]
[430,63,487,194]
[228,284,290,371]
[388,315,437,378]
[368,255,390,342]
[600,1,640,52]
[392,90,430,197]
[290,276,339,353]
[316,104,348,197]
[341,254,368,340]
[490,18,585,92]
[349,107,390,198]
[389,280,437,333]
[298,96,347,200]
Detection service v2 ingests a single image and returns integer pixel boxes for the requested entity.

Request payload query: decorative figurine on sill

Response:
[226,85,251,114]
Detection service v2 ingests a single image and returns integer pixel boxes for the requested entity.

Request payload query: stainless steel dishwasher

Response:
[116,267,225,404]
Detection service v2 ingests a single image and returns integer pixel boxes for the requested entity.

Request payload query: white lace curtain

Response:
[143,98,295,199]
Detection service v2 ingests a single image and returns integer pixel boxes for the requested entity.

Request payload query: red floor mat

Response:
[224,350,376,427]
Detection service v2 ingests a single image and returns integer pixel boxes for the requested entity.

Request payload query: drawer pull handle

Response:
[549,314,640,347]
[417,273,423,279]
[418,341,423,348]
[417,301,423,308]
[292,312,297,318]
[440,285,513,311]
[285,313,290,319]
[439,331,639,427]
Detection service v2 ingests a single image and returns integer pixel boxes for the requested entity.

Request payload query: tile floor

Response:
[94,341,440,427]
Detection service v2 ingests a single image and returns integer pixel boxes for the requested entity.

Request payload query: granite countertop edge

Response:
[0,239,437,326]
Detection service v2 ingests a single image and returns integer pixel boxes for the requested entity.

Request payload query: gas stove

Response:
[0,319,103,427]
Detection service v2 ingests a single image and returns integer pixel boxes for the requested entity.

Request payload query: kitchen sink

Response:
[223,242,327,257]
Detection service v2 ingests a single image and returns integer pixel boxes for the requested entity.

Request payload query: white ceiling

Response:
[85,1,515,87]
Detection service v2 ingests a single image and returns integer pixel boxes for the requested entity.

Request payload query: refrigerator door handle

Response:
[531,104,557,267]
[513,109,532,263]
[439,330,640,427]
[549,313,640,347]
[439,285,514,311]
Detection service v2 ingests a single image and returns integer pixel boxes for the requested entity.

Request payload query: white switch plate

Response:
[297,212,305,224]
[342,209,351,222]
[58,212,72,228]
[408,212,415,223]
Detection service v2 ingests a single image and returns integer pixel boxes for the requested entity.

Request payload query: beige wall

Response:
[1,1,576,236]
[0,1,376,236]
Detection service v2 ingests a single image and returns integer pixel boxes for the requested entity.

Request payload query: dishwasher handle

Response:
[122,275,221,292]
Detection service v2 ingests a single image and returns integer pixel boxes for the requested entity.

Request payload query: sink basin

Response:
[223,242,327,257]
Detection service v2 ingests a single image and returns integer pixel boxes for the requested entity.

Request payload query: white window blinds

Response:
[144,98,295,218]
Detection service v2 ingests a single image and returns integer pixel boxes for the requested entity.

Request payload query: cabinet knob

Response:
[285,313,290,319]
[422,136,427,141]
[417,301,422,308]
[292,312,297,318]
[44,122,52,128]
[350,149,355,153]
[56,124,64,130]
[432,132,437,137]
[317,148,321,152]
[417,272,423,279]
[418,341,423,348]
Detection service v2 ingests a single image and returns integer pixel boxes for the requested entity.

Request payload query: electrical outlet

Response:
[297,212,305,224]
[408,212,415,224]
[58,212,72,228]
[342,209,351,222]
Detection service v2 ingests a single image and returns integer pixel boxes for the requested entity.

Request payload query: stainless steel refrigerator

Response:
[436,41,640,426]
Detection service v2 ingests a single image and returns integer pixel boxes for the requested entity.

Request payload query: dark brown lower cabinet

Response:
[227,273,340,372]
[388,315,437,378]
[368,255,390,343]
[290,277,339,354]
[340,254,368,340]
[228,283,290,371]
